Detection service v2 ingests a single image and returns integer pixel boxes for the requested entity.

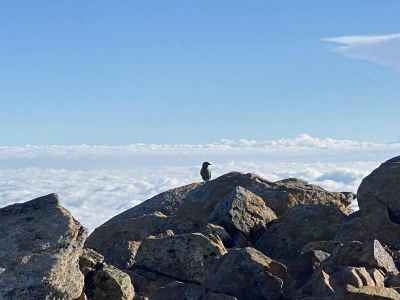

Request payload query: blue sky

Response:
[1,1,399,145]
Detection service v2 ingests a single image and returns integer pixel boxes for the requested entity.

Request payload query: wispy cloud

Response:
[322,33,400,70]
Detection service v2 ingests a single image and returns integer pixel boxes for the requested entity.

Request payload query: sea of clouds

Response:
[1,134,399,231]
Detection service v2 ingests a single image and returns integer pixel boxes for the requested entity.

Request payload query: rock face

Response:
[205,247,288,300]
[208,186,277,241]
[135,233,226,284]
[80,248,134,300]
[336,156,400,250]
[256,204,346,261]
[328,240,398,275]
[152,282,238,300]
[10,165,397,300]
[85,264,134,300]
[357,156,400,217]
[84,171,355,299]
[0,194,87,300]
[178,173,353,221]
[297,239,400,299]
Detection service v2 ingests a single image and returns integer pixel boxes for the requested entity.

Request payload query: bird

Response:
[200,162,212,182]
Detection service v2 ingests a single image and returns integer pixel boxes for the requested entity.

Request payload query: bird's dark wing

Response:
[200,168,211,181]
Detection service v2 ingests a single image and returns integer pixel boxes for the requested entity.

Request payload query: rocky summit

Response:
[3,156,400,299]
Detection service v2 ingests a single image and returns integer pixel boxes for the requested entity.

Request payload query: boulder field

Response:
[2,156,400,299]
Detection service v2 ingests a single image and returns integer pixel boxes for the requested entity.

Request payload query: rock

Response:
[86,210,229,269]
[328,240,398,275]
[385,273,400,291]
[335,210,400,251]
[152,282,238,300]
[289,249,331,288]
[336,157,400,249]
[205,247,288,300]
[128,267,175,299]
[299,269,335,298]
[202,223,233,247]
[256,204,346,261]
[208,186,277,241]
[301,241,343,255]
[86,212,170,268]
[79,248,104,276]
[0,194,87,300]
[178,173,352,223]
[76,292,88,300]
[273,178,354,215]
[87,172,352,270]
[299,267,387,299]
[134,233,226,284]
[357,156,400,218]
[85,264,134,300]
[344,285,400,300]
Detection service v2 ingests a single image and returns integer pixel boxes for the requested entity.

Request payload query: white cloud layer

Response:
[323,33,400,70]
[1,134,399,231]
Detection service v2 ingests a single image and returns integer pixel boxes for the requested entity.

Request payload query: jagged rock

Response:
[80,248,104,276]
[76,292,88,300]
[85,264,134,300]
[86,212,171,268]
[298,241,397,298]
[256,204,346,261]
[328,240,398,275]
[299,267,387,299]
[202,223,233,247]
[301,241,343,255]
[152,282,238,300]
[335,210,400,252]
[134,233,226,284]
[86,210,230,269]
[208,186,277,240]
[357,156,400,218]
[178,173,352,223]
[289,249,331,288]
[0,194,87,300]
[344,285,400,299]
[128,267,175,299]
[204,247,288,300]
[385,273,400,292]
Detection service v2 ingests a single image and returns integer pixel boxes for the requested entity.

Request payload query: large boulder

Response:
[298,267,397,299]
[344,285,400,300]
[256,204,346,261]
[178,173,353,222]
[208,186,277,241]
[79,249,134,300]
[335,210,400,250]
[85,264,134,300]
[338,156,400,250]
[79,248,105,276]
[204,247,288,300]
[152,282,237,300]
[86,212,171,268]
[298,240,399,299]
[357,156,400,218]
[0,194,87,300]
[87,173,353,267]
[134,233,227,284]
[328,240,398,275]
[86,211,230,269]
